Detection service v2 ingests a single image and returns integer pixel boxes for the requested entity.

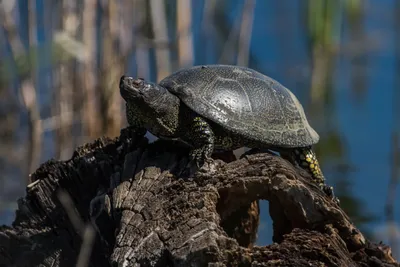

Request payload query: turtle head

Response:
[120,76,168,104]
[119,75,180,136]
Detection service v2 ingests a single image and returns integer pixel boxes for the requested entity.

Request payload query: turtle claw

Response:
[189,148,212,167]
[198,157,214,172]
[184,148,214,175]
[321,185,340,206]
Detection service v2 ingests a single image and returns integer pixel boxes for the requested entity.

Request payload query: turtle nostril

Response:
[119,75,126,87]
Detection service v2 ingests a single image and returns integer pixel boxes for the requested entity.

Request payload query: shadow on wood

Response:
[0,127,398,267]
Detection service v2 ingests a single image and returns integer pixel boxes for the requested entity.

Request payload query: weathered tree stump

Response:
[0,128,398,267]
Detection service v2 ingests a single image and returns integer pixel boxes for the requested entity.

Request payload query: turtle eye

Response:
[132,78,144,88]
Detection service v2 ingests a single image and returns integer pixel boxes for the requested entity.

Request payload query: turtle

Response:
[119,64,336,200]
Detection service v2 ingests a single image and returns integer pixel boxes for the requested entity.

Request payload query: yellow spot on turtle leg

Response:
[293,147,325,186]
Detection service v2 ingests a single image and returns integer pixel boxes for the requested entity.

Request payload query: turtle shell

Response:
[159,65,319,148]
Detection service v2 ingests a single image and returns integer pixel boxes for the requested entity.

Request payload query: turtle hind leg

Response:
[286,146,339,204]
[292,147,325,186]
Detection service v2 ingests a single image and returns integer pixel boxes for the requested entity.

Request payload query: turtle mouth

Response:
[119,76,144,99]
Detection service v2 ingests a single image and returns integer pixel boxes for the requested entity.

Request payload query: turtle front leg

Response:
[186,116,215,167]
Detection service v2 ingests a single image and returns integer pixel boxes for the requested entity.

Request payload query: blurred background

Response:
[0,0,399,259]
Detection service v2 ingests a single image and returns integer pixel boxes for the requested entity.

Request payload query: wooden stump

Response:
[0,128,398,267]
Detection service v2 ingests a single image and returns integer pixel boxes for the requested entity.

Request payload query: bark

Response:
[0,128,398,267]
